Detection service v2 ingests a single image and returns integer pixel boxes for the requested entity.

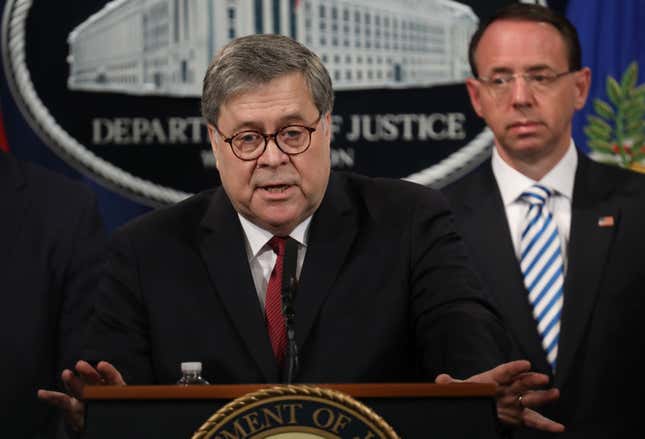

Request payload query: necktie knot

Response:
[521,184,553,207]
[268,236,286,256]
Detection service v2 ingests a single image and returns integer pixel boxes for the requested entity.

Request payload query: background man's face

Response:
[208,72,331,235]
[466,20,590,167]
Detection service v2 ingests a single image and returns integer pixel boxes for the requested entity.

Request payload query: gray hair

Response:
[201,34,334,126]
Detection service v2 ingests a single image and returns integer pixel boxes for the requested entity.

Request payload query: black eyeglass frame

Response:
[214,114,322,161]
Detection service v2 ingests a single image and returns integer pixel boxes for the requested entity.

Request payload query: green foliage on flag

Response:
[585,61,645,170]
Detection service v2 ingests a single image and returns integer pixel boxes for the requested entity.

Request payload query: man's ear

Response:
[207,124,220,170]
[465,77,484,118]
[573,67,591,110]
[322,112,332,134]
[316,112,333,148]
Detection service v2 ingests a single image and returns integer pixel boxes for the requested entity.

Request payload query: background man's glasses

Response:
[477,70,577,97]
[215,115,321,161]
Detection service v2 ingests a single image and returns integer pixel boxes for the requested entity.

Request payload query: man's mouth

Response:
[509,120,540,129]
[262,184,291,193]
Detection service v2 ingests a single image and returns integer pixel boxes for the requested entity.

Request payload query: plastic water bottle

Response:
[176,362,210,385]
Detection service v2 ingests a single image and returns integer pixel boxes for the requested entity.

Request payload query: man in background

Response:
[1,150,106,437]
[443,3,645,437]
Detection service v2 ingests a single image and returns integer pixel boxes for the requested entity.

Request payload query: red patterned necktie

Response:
[266,236,287,365]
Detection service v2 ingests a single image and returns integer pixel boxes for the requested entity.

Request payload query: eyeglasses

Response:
[477,70,577,97]
[214,115,321,161]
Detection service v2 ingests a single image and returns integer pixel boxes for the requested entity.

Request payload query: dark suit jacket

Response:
[85,171,509,386]
[443,153,645,438]
[0,152,106,437]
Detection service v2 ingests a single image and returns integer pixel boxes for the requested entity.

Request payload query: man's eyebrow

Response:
[228,113,309,133]
[485,66,514,75]
[483,65,556,76]
[277,113,309,125]
[525,64,556,72]
[228,121,263,133]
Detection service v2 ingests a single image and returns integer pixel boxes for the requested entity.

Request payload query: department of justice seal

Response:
[2,0,493,206]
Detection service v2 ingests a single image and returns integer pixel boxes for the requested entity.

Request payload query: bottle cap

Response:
[181,362,202,373]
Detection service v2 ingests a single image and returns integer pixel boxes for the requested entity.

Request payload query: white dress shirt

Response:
[238,214,310,308]
[492,141,577,270]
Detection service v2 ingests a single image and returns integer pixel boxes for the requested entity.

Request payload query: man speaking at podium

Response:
[41,34,562,434]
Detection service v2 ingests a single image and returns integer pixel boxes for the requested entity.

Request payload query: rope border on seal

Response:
[404,128,494,188]
[191,385,400,439]
[2,0,190,206]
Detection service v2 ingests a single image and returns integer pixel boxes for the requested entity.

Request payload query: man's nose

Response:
[510,75,534,106]
[257,135,289,165]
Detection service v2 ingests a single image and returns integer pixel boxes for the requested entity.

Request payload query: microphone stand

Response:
[281,238,299,384]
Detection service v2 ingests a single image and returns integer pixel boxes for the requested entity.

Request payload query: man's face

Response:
[208,72,331,236]
[466,20,590,168]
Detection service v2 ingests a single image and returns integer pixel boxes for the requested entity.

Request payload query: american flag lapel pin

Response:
[597,215,615,227]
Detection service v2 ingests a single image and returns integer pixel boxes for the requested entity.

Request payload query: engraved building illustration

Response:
[67,0,477,95]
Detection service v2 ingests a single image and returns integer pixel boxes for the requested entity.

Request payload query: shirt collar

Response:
[238,214,311,259]
[492,140,578,206]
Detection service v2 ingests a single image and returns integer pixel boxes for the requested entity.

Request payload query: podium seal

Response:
[192,385,399,439]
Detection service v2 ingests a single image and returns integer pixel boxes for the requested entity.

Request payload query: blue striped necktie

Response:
[519,184,564,370]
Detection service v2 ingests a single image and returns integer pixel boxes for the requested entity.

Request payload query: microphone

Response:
[281,237,299,384]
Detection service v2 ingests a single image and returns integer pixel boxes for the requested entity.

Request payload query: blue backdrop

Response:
[567,0,645,154]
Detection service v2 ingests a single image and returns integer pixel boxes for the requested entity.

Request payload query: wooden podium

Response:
[83,382,500,438]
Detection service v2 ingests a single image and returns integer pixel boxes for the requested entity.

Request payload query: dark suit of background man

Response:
[443,4,645,438]
[41,33,564,434]
[0,151,106,437]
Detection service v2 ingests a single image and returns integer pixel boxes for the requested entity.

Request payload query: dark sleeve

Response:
[57,186,107,373]
[409,188,510,380]
[83,227,155,384]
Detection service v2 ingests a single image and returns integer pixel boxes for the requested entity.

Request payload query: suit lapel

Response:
[199,189,278,382]
[461,165,551,372]
[555,156,617,388]
[294,173,357,353]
